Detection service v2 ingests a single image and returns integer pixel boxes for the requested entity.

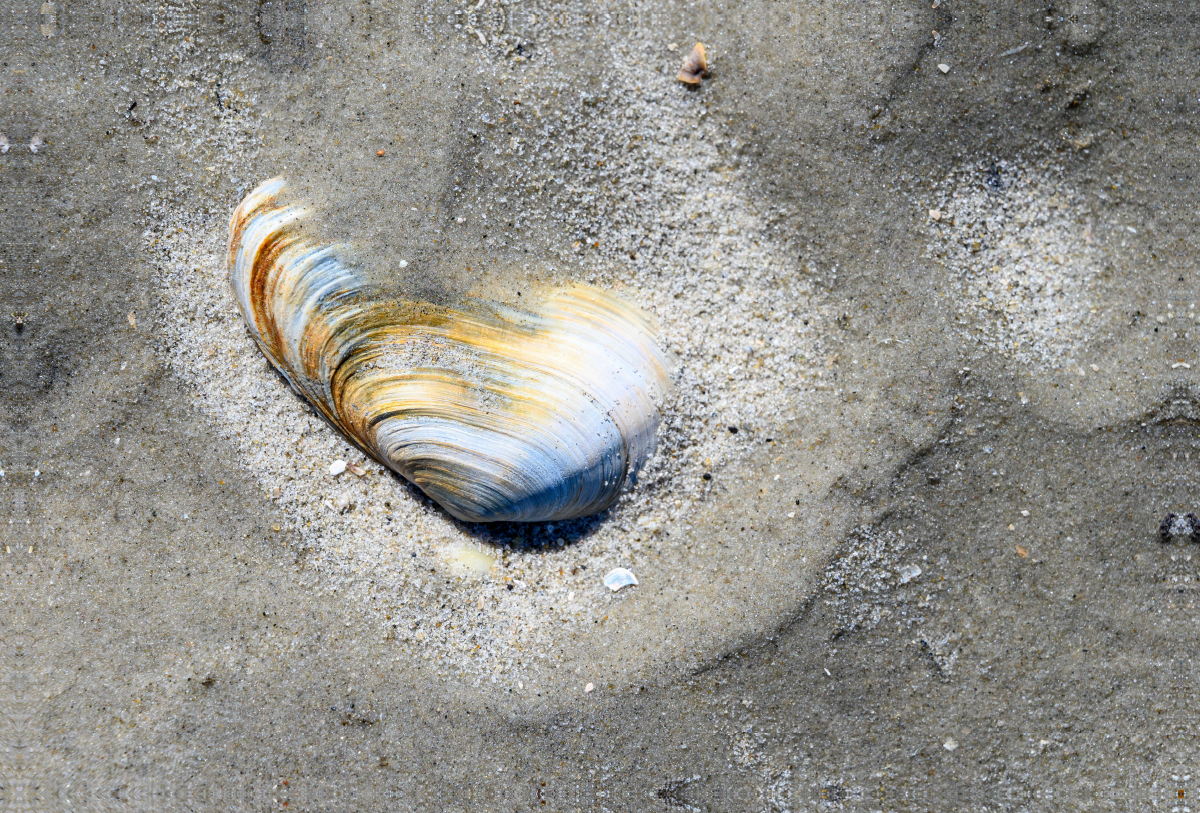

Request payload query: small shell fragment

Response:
[329,459,347,476]
[603,567,638,592]
[442,542,495,577]
[677,42,707,84]
[346,461,367,476]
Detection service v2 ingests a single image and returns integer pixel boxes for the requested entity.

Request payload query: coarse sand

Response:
[922,159,1103,370]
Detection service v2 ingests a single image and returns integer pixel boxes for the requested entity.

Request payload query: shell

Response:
[227,178,671,523]
[603,567,638,592]
[677,42,707,84]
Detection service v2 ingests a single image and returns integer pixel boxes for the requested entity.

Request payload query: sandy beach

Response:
[3,0,1199,808]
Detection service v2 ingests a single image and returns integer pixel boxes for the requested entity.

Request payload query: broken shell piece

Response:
[329,459,347,476]
[677,42,707,84]
[442,542,495,577]
[346,461,367,476]
[603,567,638,592]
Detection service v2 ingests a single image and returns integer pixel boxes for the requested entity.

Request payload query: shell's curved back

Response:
[228,178,671,523]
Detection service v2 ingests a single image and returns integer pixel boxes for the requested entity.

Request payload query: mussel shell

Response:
[228,178,671,523]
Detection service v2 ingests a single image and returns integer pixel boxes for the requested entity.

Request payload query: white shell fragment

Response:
[329,459,347,476]
[603,567,638,592]
[898,564,922,584]
[441,542,495,577]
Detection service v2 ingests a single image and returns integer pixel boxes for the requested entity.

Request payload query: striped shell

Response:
[227,178,671,523]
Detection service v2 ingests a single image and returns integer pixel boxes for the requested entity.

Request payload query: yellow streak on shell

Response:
[228,178,671,523]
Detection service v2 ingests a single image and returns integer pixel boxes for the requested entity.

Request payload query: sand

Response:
[148,31,838,688]
[5,0,1200,808]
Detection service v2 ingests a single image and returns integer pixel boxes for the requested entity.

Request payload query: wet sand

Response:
[3,0,1200,808]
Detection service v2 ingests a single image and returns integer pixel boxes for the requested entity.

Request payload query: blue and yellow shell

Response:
[228,178,671,523]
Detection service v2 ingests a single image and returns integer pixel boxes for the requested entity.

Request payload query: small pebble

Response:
[943,737,958,751]
[329,459,347,476]
[585,683,595,693]
[937,63,950,73]
[398,260,409,268]
[929,209,942,221]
